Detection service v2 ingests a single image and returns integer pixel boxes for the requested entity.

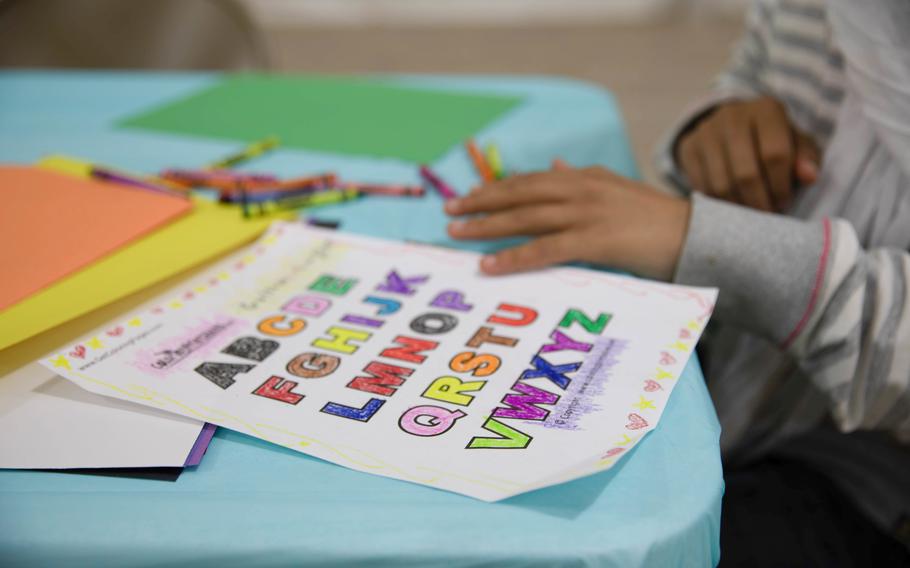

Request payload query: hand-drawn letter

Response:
[399,405,466,437]
[487,303,538,326]
[423,376,485,406]
[195,362,254,389]
[286,352,340,379]
[321,398,385,422]
[467,417,532,449]
[410,313,458,335]
[430,290,473,312]
[252,376,305,405]
[348,361,414,397]
[377,270,429,296]
[380,336,439,364]
[222,336,279,362]
[466,326,518,349]
[309,275,357,296]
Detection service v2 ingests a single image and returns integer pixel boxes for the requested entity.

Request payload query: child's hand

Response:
[675,96,819,212]
[445,162,691,280]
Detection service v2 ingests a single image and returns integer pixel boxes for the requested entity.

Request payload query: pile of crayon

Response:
[158,167,427,218]
[78,136,510,221]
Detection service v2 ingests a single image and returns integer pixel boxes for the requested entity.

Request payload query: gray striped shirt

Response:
[657,0,910,542]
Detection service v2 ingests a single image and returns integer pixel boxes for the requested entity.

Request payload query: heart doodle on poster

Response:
[69,345,86,359]
[604,447,625,458]
[106,326,124,337]
[660,351,676,365]
[626,413,648,430]
[152,306,165,314]
[679,328,691,339]
[644,379,663,392]
[183,291,195,300]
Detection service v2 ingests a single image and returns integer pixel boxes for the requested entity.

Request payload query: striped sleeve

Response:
[713,0,774,97]
[828,0,910,181]
[674,196,910,439]
[796,224,910,437]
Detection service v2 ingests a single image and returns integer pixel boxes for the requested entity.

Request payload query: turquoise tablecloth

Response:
[0,71,722,567]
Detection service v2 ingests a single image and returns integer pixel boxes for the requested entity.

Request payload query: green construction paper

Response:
[119,74,522,163]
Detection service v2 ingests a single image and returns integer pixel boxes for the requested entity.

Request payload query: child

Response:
[445,1,910,565]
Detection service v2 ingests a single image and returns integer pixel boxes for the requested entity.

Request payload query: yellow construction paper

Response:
[0,197,285,352]
[37,155,95,178]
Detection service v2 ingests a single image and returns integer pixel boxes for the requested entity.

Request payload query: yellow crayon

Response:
[208,136,280,169]
[250,188,360,217]
[485,144,505,180]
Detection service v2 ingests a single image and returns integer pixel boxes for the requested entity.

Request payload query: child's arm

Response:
[447,174,910,438]
[677,194,910,438]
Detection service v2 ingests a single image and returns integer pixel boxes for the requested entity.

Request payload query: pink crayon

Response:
[419,165,457,200]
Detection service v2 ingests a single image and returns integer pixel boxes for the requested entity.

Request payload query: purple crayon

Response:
[419,165,457,200]
[91,168,187,199]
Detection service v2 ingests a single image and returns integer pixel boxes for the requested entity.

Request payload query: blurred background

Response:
[0,0,748,185]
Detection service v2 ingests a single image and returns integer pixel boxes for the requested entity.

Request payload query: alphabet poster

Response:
[42,223,717,501]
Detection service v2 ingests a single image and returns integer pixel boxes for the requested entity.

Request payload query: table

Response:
[0,71,722,567]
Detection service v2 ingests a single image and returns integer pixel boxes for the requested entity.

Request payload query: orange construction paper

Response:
[0,166,191,311]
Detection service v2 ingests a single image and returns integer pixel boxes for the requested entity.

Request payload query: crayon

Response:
[465,139,494,183]
[241,173,337,192]
[251,188,361,216]
[160,168,279,189]
[219,173,337,201]
[240,185,250,219]
[306,218,341,229]
[222,185,326,204]
[419,165,458,200]
[208,136,280,169]
[485,143,505,180]
[341,183,425,197]
[91,167,188,200]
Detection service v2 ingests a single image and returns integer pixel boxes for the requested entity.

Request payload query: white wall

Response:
[242,0,746,28]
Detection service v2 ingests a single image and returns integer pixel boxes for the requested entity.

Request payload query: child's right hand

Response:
[674,96,819,212]
[444,162,691,280]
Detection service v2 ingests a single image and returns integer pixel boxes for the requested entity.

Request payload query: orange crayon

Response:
[465,139,494,183]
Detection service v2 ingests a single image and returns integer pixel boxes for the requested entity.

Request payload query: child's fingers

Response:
[725,131,773,212]
[754,114,794,211]
[479,232,578,275]
[551,158,571,171]
[701,134,734,201]
[447,204,572,240]
[445,177,565,215]
[676,136,707,191]
[794,132,820,186]
[477,171,563,193]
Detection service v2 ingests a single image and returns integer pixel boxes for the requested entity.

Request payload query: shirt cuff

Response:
[673,193,830,346]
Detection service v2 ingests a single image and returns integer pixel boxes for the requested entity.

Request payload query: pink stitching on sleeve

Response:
[782,217,832,349]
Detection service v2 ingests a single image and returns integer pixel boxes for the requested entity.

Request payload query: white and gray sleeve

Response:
[675,194,910,439]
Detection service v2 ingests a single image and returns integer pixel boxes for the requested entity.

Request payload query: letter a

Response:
[195,362,254,390]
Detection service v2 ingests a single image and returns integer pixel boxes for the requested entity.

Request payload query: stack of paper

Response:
[0,166,261,476]
[0,166,192,311]
[42,223,716,500]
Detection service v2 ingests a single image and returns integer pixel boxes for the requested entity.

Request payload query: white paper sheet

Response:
[0,362,204,469]
[41,222,716,500]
